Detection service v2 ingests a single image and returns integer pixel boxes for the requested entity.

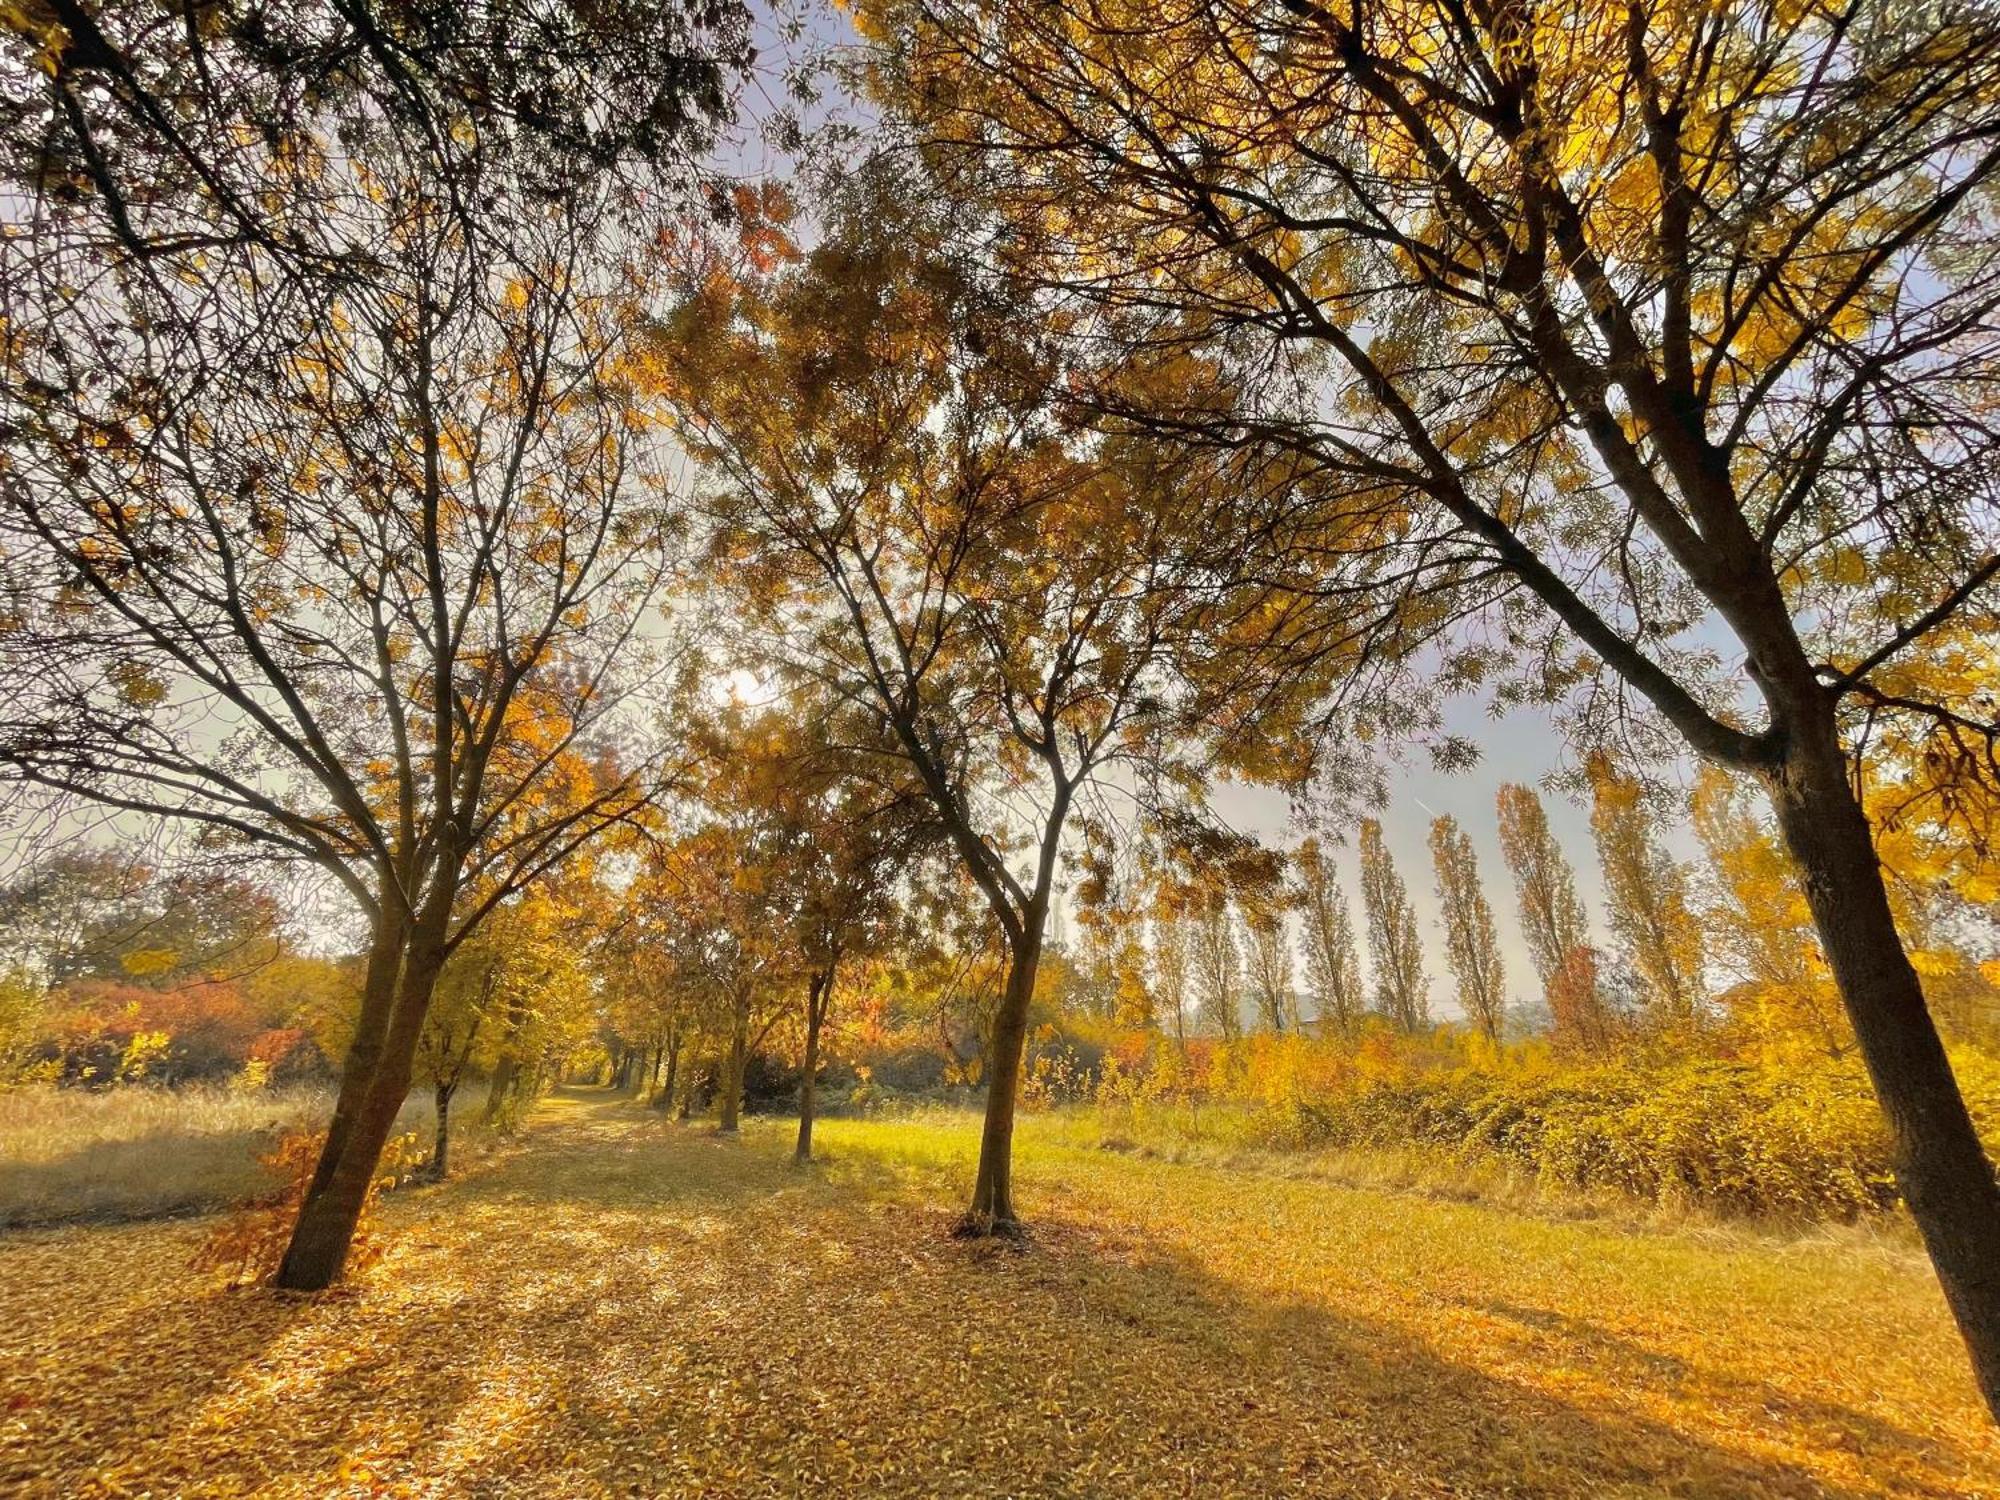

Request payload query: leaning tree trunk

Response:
[1765,700,2000,1418]
[429,1080,455,1180]
[960,932,1043,1236]
[276,931,449,1290]
[308,906,407,1194]
[794,970,829,1165]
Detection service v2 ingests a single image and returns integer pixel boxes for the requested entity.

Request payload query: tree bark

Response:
[429,1080,455,1180]
[1766,701,2000,1418]
[308,903,407,1194]
[276,922,449,1291]
[794,970,829,1165]
[653,1026,682,1113]
[718,990,748,1133]
[959,931,1042,1236]
[484,1052,517,1126]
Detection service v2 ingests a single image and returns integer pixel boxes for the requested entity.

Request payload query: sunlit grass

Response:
[1,1091,1991,1497]
[0,1083,490,1226]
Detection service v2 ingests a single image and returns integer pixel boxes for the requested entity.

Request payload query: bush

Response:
[1270,1050,2000,1220]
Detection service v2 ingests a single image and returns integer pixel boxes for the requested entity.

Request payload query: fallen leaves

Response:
[0,1091,1994,1498]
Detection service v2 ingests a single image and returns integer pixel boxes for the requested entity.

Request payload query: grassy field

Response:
[1,1089,1994,1497]
[0,1084,484,1226]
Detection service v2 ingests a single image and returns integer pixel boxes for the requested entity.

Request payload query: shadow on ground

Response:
[0,1088,1987,1498]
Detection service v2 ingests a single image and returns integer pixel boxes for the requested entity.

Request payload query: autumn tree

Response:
[0,850,281,987]
[866,0,2000,1402]
[1429,816,1505,1042]
[1188,888,1244,1041]
[1149,906,1194,1044]
[1358,820,1427,1032]
[699,688,935,1163]
[1691,768,1846,1057]
[1241,895,1298,1034]
[1588,758,1706,1029]
[1295,837,1364,1036]
[653,817,800,1135]
[1496,785,1610,1048]
[0,71,719,1286]
[654,165,1285,1234]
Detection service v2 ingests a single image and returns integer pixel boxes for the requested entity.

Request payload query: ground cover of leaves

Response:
[2,1090,1994,1498]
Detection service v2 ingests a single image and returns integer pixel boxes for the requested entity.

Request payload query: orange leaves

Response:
[190,1128,420,1288]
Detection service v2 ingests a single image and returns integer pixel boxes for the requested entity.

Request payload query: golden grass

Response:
[0,1084,484,1226]
[1,1090,1993,1498]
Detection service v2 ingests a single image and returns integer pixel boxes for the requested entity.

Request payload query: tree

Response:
[1692,767,1847,1057]
[1241,896,1298,1034]
[1358,820,1427,1032]
[1496,785,1609,1047]
[1588,758,1706,1029]
[0,99,693,1290]
[866,0,2000,1404]
[1190,889,1242,1041]
[0,850,281,987]
[1295,838,1364,1036]
[1149,907,1194,1045]
[701,688,934,1164]
[1429,816,1506,1042]
[655,165,1279,1234]
[655,818,799,1135]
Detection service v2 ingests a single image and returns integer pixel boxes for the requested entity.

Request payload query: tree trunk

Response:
[1766,704,2000,1418]
[959,932,1042,1236]
[794,970,829,1165]
[276,930,448,1290]
[429,1080,455,1180]
[653,1027,682,1113]
[719,991,748,1133]
[308,906,407,1195]
[484,1052,517,1126]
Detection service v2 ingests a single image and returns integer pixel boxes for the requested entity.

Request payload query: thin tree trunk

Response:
[719,991,748,1133]
[653,1026,682,1112]
[1766,704,2000,1417]
[276,923,449,1291]
[794,970,829,1165]
[484,1052,517,1126]
[429,1080,455,1179]
[959,931,1042,1236]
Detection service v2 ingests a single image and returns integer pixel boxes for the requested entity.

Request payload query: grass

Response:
[0,1083,489,1226]
[0,1089,1994,1497]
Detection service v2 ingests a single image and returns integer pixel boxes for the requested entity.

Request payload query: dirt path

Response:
[0,1091,1992,1498]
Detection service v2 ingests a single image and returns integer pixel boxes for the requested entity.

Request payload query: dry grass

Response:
[0,1084,486,1226]
[1,1088,1993,1498]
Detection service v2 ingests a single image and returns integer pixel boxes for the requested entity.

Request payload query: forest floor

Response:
[2,1088,1995,1499]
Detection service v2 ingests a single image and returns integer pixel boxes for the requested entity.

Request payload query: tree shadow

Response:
[1468,1296,1959,1475]
[7,1104,1988,1498]
[0,1222,317,1496]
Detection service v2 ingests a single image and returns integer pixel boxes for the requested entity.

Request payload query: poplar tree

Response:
[1588,758,1706,1028]
[1358,820,1428,1032]
[1295,837,1364,1035]
[1429,816,1506,1042]
[1191,891,1243,1041]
